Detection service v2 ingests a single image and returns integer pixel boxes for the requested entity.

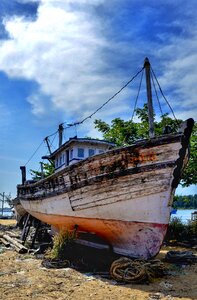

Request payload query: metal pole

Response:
[144,57,155,138]
[1,192,5,216]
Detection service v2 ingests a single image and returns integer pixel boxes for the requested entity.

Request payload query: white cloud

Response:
[0,0,196,125]
[152,32,197,120]
[0,0,128,122]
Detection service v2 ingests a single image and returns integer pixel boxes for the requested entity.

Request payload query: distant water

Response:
[171,209,196,224]
[0,210,13,218]
[1,209,196,222]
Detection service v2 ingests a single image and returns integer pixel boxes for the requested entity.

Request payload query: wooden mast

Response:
[144,57,155,138]
[58,124,64,147]
[44,137,52,155]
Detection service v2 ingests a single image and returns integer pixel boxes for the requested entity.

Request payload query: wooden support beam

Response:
[30,220,41,249]
[0,237,10,247]
[3,234,28,253]
[21,213,32,242]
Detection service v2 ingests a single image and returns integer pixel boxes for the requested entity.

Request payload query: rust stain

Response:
[130,151,157,164]
[26,211,168,258]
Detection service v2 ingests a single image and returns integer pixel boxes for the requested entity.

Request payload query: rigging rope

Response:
[24,67,144,165]
[48,132,58,151]
[26,63,179,166]
[150,66,178,122]
[150,70,164,117]
[25,140,44,166]
[61,66,145,128]
[46,129,59,139]
[131,68,144,121]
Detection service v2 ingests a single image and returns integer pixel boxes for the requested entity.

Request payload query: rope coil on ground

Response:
[41,258,70,269]
[110,257,167,283]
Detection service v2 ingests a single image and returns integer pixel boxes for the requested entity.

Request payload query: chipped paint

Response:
[17,119,194,259]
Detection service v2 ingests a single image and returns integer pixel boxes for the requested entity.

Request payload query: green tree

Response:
[94,105,196,186]
[173,194,197,209]
[95,104,182,143]
[30,162,54,180]
[94,118,138,146]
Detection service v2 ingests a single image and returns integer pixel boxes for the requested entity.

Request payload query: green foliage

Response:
[165,217,197,242]
[94,104,182,144]
[94,104,196,186]
[165,217,185,241]
[95,118,138,146]
[173,194,197,209]
[30,162,54,180]
[181,123,197,187]
[186,220,197,239]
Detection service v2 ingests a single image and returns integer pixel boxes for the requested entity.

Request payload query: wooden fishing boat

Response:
[17,58,194,259]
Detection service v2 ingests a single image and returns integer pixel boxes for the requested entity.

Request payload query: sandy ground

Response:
[0,220,197,300]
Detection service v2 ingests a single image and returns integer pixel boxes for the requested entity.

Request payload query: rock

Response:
[148,292,165,299]
[159,281,173,290]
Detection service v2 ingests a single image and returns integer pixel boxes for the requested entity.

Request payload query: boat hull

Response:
[28,211,168,258]
[12,198,27,225]
[18,119,194,259]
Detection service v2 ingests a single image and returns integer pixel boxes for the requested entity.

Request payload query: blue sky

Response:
[0,0,196,197]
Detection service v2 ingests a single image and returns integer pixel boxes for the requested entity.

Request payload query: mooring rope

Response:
[110,257,167,283]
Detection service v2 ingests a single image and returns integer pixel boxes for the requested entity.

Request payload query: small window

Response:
[55,158,58,168]
[88,149,95,157]
[70,149,73,160]
[59,156,62,165]
[78,148,84,158]
[99,150,104,154]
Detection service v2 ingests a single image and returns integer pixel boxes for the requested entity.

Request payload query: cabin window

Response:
[55,158,58,168]
[78,148,84,158]
[70,149,73,160]
[88,149,95,157]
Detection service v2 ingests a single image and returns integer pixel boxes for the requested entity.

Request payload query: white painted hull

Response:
[18,119,194,258]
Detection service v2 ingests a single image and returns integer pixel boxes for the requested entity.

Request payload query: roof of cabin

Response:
[44,137,115,159]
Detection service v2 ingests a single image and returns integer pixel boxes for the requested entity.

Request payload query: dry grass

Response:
[0,223,197,300]
[0,219,16,226]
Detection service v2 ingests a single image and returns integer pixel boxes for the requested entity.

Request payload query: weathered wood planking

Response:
[69,168,172,211]
[17,119,194,259]
[18,138,181,199]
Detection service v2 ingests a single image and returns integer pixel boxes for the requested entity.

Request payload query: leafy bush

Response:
[165,217,197,242]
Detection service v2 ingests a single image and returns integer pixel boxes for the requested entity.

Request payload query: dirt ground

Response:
[0,220,197,300]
